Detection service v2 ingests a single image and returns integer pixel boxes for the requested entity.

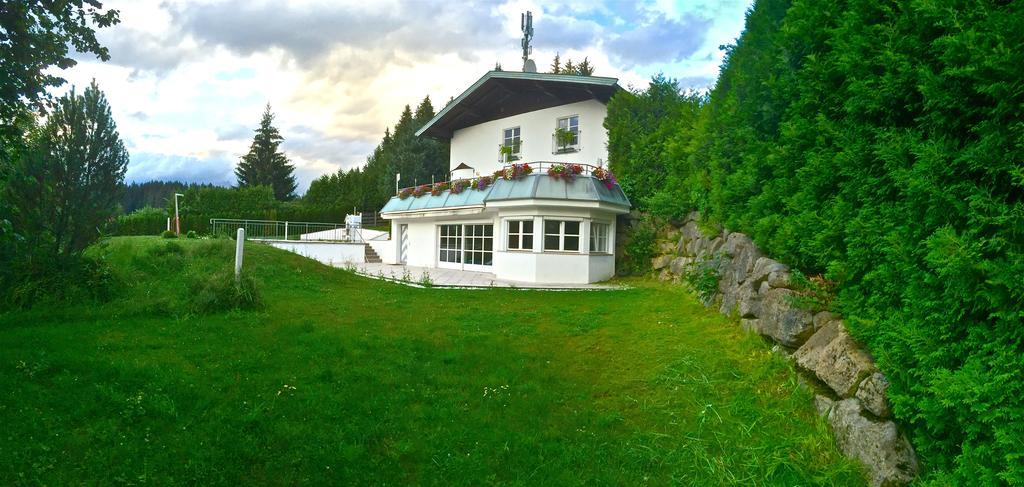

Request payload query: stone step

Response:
[364,244,382,263]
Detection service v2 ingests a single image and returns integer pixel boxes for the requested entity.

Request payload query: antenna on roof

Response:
[521,11,536,72]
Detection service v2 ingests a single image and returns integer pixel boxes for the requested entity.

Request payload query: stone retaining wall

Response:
[651,212,918,487]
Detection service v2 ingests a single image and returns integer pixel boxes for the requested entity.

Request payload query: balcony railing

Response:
[396,161,611,195]
[551,129,581,154]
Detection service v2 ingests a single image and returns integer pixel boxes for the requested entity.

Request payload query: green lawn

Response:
[0,237,864,485]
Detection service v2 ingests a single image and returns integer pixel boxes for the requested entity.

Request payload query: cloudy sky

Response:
[58,0,752,193]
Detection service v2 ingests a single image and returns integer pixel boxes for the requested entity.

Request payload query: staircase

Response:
[364,244,382,263]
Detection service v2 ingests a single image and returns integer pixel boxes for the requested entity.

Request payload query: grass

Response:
[0,237,865,485]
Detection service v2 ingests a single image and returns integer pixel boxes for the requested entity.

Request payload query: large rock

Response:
[757,288,815,347]
[736,280,761,318]
[687,235,710,257]
[717,257,740,314]
[708,236,726,256]
[749,257,789,288]
[766,268,792,289]
[826,399,918,487]
[680,220,702,253]
[722,233,762,283]
[794,320,875,397]
[652,254,672,270]
[814,311,840,331]
[856,372,892,418]
[669,257,693,275]
[814,394,835,417]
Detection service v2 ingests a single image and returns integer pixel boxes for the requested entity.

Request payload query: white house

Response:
[379,70,631,284]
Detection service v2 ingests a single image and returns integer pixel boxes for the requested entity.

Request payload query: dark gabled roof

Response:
[451,162,474,172]
[416,71,621,139]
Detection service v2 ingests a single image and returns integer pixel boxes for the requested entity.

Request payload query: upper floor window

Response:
[554,115,580,153]
[502,127,521,161]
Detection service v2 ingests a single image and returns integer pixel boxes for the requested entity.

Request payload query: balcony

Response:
[381,161,628,216]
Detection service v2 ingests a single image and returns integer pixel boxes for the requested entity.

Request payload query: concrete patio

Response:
[349,262,621,290]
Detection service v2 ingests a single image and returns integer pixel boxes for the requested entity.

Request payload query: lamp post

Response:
[174,193,184,236]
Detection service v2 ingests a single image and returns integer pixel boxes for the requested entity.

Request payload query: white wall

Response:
[264,240,365,266]
[449,99,610,176]
[367,239,396,264]
[387,204,619,284]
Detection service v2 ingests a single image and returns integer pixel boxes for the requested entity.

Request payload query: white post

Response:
[173,193,184,236]
[284,221,288,240]
[235,228,245,281]
[395,172,400,194]
[166,217,170,232]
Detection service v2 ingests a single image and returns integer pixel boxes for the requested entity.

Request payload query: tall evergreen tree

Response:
[235,104,297,200]
[550,53,561,74]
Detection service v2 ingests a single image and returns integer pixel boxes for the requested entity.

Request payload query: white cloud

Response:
[54,0,752,194]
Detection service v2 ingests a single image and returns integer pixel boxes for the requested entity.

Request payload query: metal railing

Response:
[396,161,609,194]
[209,219,389,243]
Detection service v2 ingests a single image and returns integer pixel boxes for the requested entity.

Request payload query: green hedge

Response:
[161,186,349,235]
[114,207,167,236]
[608,0,1024,482]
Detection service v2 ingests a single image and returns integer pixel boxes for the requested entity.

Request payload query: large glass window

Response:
[464,224,494,266]
[543,220,580,252]
[590,222,610,253]
[502,127,521,160]
[507,220,534,251]
[439,224,462,263]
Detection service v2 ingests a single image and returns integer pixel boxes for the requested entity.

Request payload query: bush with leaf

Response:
[606,0,1024,481]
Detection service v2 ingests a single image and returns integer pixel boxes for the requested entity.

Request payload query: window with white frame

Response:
[463,224,493,266]
[555,115,579,151]
[502,127,521,160]
[439,224,463,263]
[507,219,534,251]
[590,222,610,253]
[543,219,580,252]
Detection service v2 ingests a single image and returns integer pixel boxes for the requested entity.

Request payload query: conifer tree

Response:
[4,80,128,263]
[575,57,594,76]
[550,53,561,74]
[235,104,297,200]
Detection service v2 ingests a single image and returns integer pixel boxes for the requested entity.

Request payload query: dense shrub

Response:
[2,251,119,308]
[616,216,657,275]
[189,268,262,314]
[160,230,177,239]
[115,207,167,235]
[608,0,1024,481]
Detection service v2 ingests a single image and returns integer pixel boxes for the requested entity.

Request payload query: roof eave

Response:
[415,71,622,139]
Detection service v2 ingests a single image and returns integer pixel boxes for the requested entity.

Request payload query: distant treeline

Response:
[121,180,218,213]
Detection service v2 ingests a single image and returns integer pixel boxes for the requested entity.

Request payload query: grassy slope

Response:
[0,237,864,485]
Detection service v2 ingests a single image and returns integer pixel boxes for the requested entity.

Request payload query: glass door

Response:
[438,224,463,269]
[438,224,493,271]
